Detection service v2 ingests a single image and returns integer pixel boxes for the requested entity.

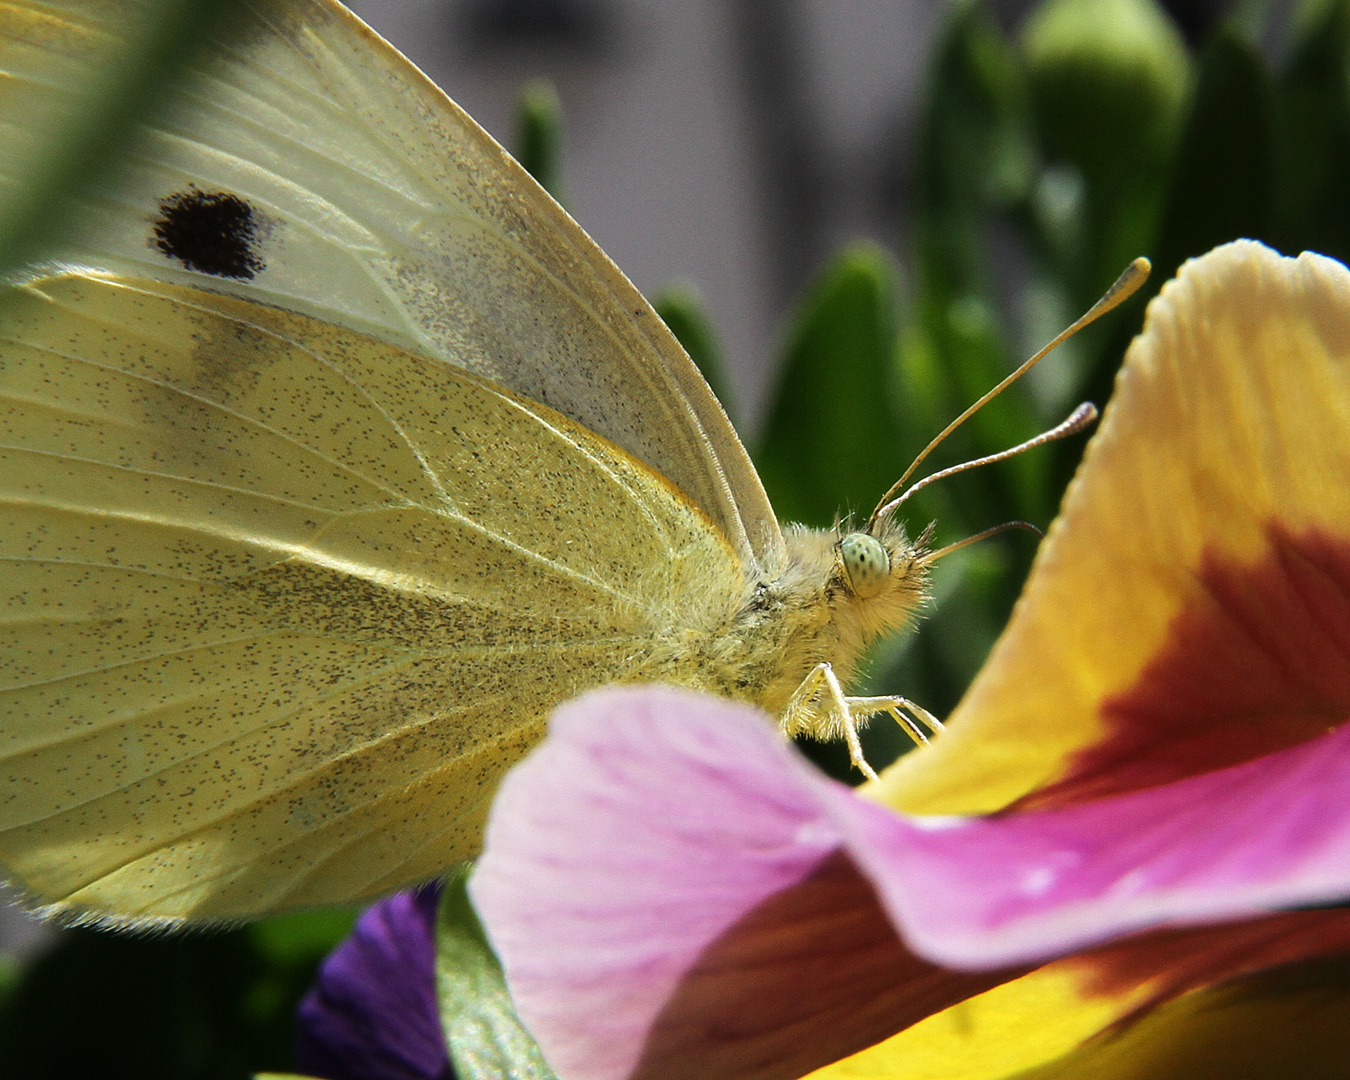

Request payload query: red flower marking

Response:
[1025,526,1350,810]
[1078,907,1350,1021]
[631,851,1023,1080]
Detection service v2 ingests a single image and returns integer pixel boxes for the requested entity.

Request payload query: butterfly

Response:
[0,0,1133,926]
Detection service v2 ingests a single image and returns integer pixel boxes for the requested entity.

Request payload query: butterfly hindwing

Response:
[0,273,744,921]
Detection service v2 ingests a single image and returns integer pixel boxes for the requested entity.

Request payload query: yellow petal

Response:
[805,962,1153,1080]
[1013,952,1350,1080]
[875,242,1350,814]
[814,948,1350,1080]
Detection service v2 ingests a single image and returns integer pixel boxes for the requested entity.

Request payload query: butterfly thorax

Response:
[635,517,931,733]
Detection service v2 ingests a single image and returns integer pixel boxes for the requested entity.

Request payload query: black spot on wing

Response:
[152,188,266,280]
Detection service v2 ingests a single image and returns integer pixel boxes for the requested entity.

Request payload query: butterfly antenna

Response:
[867,256,1150,530]
[919,520,1043,566]
[875,401,1098,519]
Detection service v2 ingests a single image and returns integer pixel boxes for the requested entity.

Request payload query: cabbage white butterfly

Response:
[0,0,1137,925]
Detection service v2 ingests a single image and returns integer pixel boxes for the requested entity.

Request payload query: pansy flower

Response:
[293,885,452,1080]
[465,240,1350,1079]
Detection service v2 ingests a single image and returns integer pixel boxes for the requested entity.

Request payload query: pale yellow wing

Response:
[0,0,783,568]
[0,273,744,923]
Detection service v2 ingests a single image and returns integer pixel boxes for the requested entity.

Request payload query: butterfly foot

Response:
[780,662,885,781]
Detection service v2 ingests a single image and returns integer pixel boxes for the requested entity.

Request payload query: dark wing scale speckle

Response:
[152,189,267,280]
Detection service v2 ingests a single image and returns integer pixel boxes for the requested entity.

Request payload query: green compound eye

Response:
[840,532,890,599]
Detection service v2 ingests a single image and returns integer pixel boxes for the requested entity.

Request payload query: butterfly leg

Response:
[779,662,880,782]
[846,695,945,747]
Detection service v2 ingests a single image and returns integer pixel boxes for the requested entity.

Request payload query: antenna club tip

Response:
[1098,256,1152,313]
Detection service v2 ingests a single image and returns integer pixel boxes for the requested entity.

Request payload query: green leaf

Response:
[247,908,357,967]
[918,0,1034,229]
[436,866,559,1080]
[253,1074,325,1079]
[515,79,565,202]
[1082,22,1273,421]
[755,243,904,529]
[652,281,737,423]
[908,1,1051,524]
[908,1,1027,438]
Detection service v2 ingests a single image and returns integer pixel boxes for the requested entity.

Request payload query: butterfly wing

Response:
[0,273,745,922]
[0,0,783,568]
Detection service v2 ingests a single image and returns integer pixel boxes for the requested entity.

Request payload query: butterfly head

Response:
[821,515,933,646]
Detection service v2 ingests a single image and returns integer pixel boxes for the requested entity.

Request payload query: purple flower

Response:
[294,885,453,1080]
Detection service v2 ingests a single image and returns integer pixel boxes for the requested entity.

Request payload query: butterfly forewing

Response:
[0,0,782,568]
[0,274,744,921]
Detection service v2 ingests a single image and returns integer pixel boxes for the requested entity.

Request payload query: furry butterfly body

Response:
[0,0,930,923]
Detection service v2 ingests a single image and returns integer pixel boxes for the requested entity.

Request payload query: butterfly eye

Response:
[840,532,890,599]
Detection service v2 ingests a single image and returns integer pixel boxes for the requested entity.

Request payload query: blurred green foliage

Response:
[515,79,566,205]
[9,0,1350,1075]
[652,281,739,423]
[757,244,905,529]
[0,908,355,1080]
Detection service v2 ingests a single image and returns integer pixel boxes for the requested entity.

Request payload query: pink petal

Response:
[864,713,1350,968]
[470,686,1350,1078]
[468,686,841,1080]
